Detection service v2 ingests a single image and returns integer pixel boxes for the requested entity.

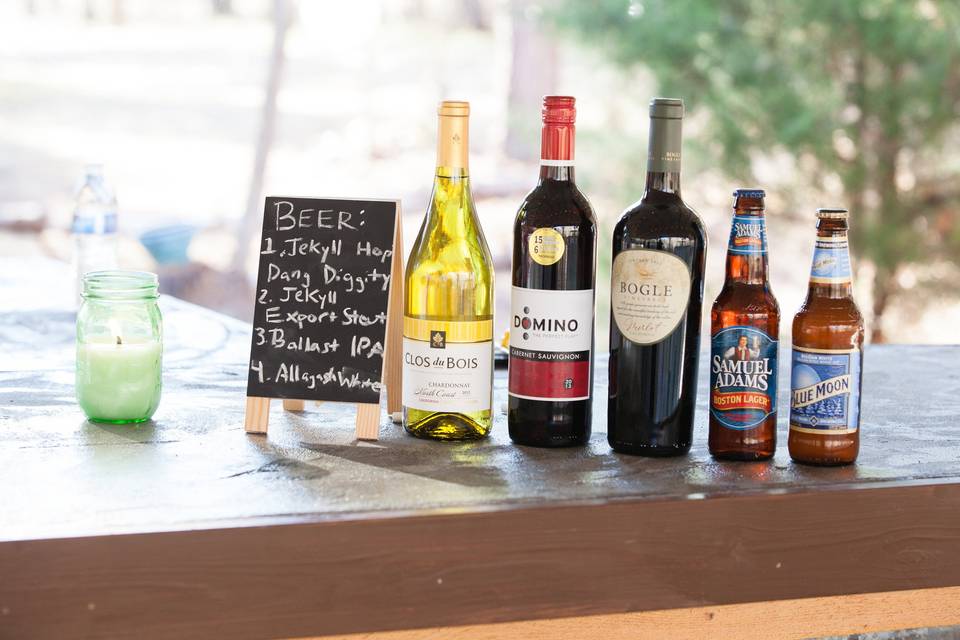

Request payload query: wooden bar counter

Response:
[1,260,959,639]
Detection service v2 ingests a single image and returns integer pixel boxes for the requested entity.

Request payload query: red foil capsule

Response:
[541,96,576,163]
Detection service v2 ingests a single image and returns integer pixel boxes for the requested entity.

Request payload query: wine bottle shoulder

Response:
[408,216,494,267]
[615,194,705,247]
[516,182,597,230]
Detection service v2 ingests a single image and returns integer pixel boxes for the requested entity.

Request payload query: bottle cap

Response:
[542,96,576,124]
[816,207,848,219]
[649,97,684,119]
[734,188,766,199]
[438,100,469,117]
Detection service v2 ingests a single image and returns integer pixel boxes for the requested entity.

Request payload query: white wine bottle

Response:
[402,101,495,440]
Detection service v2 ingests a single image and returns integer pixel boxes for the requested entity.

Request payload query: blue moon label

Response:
[789,346,861,434]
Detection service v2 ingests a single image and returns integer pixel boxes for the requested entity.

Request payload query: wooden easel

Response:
[244,202,404,441]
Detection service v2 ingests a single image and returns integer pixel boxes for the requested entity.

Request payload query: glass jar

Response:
[76,271,163,424]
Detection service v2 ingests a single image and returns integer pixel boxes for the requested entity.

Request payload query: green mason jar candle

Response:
[76,271,163,424]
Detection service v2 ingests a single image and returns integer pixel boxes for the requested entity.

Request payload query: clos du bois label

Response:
[402,318,493,414]
[611,249,691,345]
[508,287,593,401]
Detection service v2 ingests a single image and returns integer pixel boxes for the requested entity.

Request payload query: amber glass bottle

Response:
[789,208,864,465]
[709,189,779,460]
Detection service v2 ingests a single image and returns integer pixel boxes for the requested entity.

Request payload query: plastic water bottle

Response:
[72,164,119,303]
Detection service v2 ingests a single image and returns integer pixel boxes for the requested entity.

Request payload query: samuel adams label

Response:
[710,326,777,429]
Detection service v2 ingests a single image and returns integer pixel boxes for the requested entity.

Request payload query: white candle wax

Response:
[76,339,162,423]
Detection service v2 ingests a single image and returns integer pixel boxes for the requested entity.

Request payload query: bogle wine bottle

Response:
[709,189,779,460]
[402,101,495,441]
[508,96,597,447]
[608,98,707,456]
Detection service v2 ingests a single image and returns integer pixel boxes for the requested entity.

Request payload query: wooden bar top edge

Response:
[299,586,960,640]
[3,481,960,640]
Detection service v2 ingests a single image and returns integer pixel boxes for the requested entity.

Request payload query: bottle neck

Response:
[806,226,853,299]
[644,171,681,195]
[427,172,475,239]
[724,211,769,286]
[436,113,468,177]
[430,113,475,238]
[644,115,682,196]
[538,120,575,183]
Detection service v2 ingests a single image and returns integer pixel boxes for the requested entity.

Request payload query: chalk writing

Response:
[246,197,398,404]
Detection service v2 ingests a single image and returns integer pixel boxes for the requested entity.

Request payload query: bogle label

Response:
[790,347,860,434]
[710,326,778,430]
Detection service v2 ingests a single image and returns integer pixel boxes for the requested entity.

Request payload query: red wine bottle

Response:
[508,96,597,447]
[608,98,707,456]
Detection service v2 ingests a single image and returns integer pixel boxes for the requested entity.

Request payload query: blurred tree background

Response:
[553,0,960,341]
[2,0,959,343]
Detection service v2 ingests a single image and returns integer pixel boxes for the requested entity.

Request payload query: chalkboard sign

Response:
[244,196,403,440]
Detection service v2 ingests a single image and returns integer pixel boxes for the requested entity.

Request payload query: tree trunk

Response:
[460,0,490,30]
[212,0,233,16]
[866,62,906,344]
[230,0,292,275]
[870,267,894,344]
[505,0,557,161]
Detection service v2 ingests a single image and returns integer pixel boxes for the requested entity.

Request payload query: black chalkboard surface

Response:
[246,197,399,406]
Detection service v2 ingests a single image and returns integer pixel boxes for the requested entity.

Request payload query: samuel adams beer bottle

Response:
[789,208,864,465]
[509,96,597,447]
[709,189,779,460]
[608,98,707,456]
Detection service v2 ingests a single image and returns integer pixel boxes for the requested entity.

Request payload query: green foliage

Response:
[551,0,960,325]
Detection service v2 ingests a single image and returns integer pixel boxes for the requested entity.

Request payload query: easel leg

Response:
[383,205,404,416]
[355,403,380,441]
[282,399,305,411]
[245,396,271,434]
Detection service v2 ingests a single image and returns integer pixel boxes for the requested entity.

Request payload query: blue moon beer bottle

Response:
[709,189,779,460]
[788,208,864,465]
